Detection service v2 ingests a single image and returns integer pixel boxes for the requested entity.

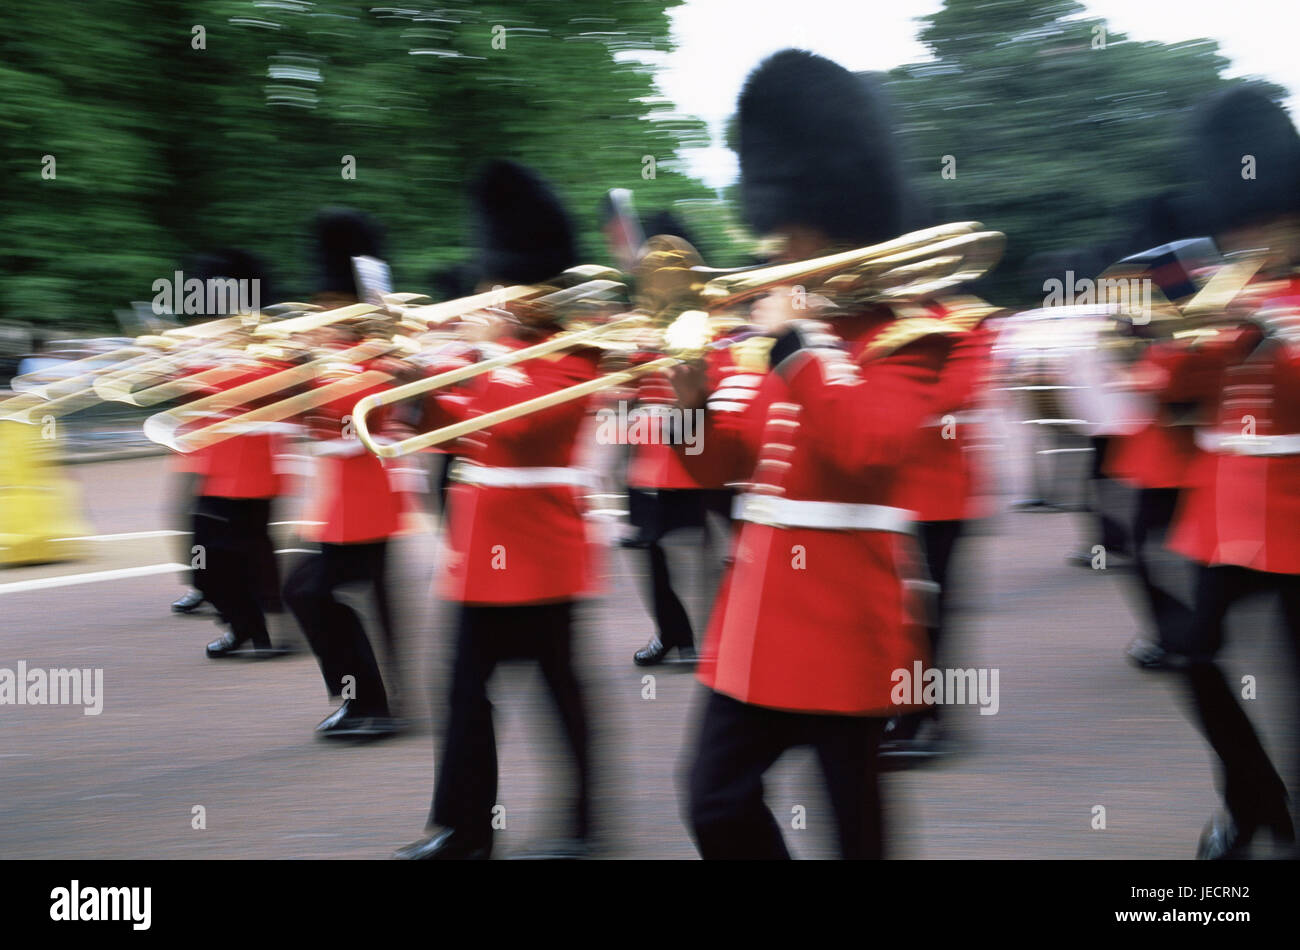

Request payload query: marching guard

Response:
[1165,88,1300,858]
[190,354,295,660]
[169,249,276,617]
[624,217,738,667]
[883,294,1002,757]
[668,50,965,858]
[397,161,599,859]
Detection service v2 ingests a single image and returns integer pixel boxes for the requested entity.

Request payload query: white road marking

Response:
[0,563,188,595]
[50,530,186,542]
[275,548,316,555]
[79,793,141,800]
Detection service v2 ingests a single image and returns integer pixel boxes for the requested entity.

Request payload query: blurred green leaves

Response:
[1,0,723,328]
[886,0,1289,304]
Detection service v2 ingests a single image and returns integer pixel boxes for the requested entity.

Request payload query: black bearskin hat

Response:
[187,248,270,288]
[1128,191,1195,250]
[643,210,699,251]
[471,160,579,284]
[1187,87,1300,236]
[313,208,386,296]
[184,248,274,309]
[737,49,904,245]
[427,261,480,303]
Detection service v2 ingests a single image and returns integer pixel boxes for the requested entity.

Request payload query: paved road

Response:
[0,454,1294,859]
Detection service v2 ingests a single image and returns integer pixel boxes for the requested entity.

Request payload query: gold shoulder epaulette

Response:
[729,335,776,373]
[861,316,956,359]
[936,293,1008,332]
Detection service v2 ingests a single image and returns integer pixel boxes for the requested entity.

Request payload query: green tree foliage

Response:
[3,0,1293,326]
[884,0,1289,304]
[1,0,723,328]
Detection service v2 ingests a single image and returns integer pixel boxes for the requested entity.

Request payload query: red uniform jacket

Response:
[434,335,603,605]
[1170,289,1300,574]
[300,359,404,544]
[187,360,291,500]
[625,355,706,490]
[890,309,997,522]
[1105,342,1213,490]
[678,311,949,714]
[624,338,766,490]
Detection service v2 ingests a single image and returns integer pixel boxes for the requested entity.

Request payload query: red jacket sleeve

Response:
[929,324,995,414]
[475,348,601,446]
[673,349,768,487]
[779,335,950,476]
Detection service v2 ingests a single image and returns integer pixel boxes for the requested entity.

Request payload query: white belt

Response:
[732,493,915,533]
[1196,431,1300,457]
[311,437,370,458]
[312,434,399,458]
[451,461,592,488]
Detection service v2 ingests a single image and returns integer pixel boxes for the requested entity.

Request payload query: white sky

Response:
[650,0,1300,188]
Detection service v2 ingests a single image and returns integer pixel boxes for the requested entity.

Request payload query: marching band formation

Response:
[5,49,1300,861]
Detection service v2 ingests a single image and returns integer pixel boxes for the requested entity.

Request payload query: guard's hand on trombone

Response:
[370,355,423,386]
[667,360,709,411]
[750,286,834,335]
[460,309,515,344]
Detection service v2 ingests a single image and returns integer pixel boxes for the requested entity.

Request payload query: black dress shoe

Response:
[315,701,398,739]
[205,632,244,659]
[393,828,490,861]
[1198,803,1296,859]
[1197,813,1243,860]
[172,588,206,614]
[205,633,291,660]
[633,637,697,667]
[1125,636,1184,671]
[1125,636,1168,670]
[879,717,950,765]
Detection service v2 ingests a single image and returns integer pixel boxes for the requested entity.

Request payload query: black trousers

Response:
[1183,564,1300,834]
[919,519,965,660]
[1085,436,1130,555]
[192,496,275,646]
[1128,487,1192,651]
[284,542,392,716]
[895,519,967,729]
[687,690,888,859]
[434,453,456,515]
[431,601,590,841]
[629,488,731,650]
[172,471,200,587]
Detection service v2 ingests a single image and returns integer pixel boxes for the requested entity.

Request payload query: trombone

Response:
[139,266,626,454]
[352,222,1006,458]
[0,302,327,424]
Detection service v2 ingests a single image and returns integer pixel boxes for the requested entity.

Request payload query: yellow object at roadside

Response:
[0,419,86,566]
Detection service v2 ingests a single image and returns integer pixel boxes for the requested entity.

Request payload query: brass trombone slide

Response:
[141,337,402,453]
[352,222,1006,458]
[141,275,624,452]
[127,269,592,416]
[143,368,395,454]
[8,315,257,396]
[141,273,627,453]
[352,312,652,458]
[0,304,323,421]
